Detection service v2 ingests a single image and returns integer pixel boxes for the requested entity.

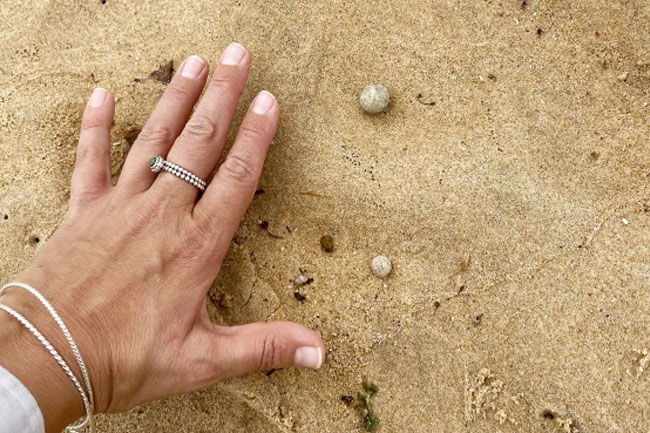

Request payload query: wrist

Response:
[0,289,84,433]
[9,248,119,414]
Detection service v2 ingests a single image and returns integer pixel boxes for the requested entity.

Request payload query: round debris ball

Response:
[320,235,335,253]
[371,255,392,278]
[360,84,390,114]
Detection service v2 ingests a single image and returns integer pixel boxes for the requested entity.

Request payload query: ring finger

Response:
[151,42,251,204]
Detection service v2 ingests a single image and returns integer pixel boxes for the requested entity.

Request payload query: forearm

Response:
[0,289,83,433]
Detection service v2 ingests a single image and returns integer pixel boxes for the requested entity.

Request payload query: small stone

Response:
[148,157,157,167]
[295,274,309,285]
[371,255,392,278]
[617,71,629,81]
[320,235,334,252]
[360,84,390,114]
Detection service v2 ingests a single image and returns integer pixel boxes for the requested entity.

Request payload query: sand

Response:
[1,0,649,432]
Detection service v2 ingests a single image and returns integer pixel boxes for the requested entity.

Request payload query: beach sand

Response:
[1,1,649,431]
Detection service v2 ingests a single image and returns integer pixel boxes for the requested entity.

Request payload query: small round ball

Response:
[360,84,390,114]
[371,255,392,278]
[320,235,334,253]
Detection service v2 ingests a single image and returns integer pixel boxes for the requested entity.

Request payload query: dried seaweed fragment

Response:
[150,60,174,84]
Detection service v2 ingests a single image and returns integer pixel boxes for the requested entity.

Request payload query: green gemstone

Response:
[149,157,157,167]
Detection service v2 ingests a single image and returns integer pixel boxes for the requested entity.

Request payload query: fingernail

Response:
[294,346,323,369]
[252,91,275,115]
[89,88,107,108]
[181,55,205,79]
[220,42,246,65]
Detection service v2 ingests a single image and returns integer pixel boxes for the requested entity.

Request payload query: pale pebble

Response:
[360,84,390,114]
[371,255,392,278]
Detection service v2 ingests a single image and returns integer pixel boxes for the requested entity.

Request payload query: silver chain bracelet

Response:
[0,281,95,432]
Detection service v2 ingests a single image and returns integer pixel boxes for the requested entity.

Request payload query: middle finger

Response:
[152,42,251,203]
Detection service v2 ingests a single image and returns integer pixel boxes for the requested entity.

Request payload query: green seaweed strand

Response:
[356,381,380,432]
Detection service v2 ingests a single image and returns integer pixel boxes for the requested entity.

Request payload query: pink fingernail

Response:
[181,55,205,79]
[89,88,107,107]
[294,346,323,369]
[252,91,275,115]
[220,42,246,65]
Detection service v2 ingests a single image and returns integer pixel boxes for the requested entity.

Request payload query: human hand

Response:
[0,42,325,432]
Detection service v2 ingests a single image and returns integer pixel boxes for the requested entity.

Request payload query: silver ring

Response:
[149,156,207,191]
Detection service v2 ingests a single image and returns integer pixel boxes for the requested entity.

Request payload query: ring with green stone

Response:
[148,155,207,191]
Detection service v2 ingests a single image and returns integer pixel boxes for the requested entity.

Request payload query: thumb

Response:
[204,321,326,379]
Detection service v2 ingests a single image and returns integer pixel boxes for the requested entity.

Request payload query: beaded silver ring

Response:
[149,156,207,191]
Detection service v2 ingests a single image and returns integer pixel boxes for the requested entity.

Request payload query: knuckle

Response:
[258,334,282,371]
[164,84,192,100]
[208,71,242,95]
[238,123,268,143]
[80,177,106,196]
[136,124,174,147]
[182,114,220,142]
[80,116,105,132]
[70,178,106,205]
[75,143,105,162]
[219,154,257,185]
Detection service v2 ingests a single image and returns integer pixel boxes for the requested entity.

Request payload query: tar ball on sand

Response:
[371,255,392,278]
[360,84,390,114]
